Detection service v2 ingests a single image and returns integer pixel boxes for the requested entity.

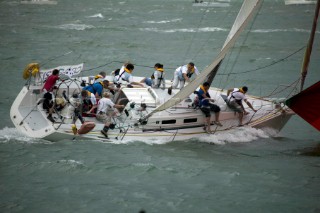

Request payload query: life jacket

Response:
[154,68,164,87]
[186,68,195,78]
[230,88,243,105]
[178,66,194,80]
[197,85,210,107]
[116,68,131,83]
[124,68,132,74]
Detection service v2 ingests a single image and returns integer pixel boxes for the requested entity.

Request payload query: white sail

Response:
[143,0,263,120]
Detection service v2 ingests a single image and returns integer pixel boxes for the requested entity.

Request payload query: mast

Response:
[300,0,320,92]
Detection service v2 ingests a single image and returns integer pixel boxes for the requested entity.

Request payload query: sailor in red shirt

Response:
[43,69,60,92]
[42,69,60,122]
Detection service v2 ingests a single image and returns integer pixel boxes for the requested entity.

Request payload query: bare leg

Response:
[214,112,219,122]
[205,117,211,132]
[238,112,244,126]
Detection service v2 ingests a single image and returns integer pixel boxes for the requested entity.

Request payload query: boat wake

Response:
[0,127,52,144]
[1,126,274,145]
[196,126,271,145]
[105,127,273,145]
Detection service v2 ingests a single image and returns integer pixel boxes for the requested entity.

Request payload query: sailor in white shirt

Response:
[96,92,124,138]
[226,86,257,126]
[171,62,200,89]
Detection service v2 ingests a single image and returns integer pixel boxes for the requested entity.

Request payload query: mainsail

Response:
[143,0,263,120]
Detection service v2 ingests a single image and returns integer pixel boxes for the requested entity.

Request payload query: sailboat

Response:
[11,0,303,142]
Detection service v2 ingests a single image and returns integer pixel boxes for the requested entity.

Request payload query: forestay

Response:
[143,0,263,120]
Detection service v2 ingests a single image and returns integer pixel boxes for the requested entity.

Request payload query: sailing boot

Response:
[101,126,109,139]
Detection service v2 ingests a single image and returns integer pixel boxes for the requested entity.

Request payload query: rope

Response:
[217,45,305,76]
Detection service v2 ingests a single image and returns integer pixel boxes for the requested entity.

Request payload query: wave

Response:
[87,13,104,19]
[143,18,182,24]
[1,126,271,145]
[57,23,95,31]
[103,126,271,145]
[20,0,57,5]
[0,127,52,144]
[140,27,227,33]
[252,28,319,33]
[197,126,270,145]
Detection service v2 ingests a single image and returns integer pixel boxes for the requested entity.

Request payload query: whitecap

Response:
[197,126,270,144]
[20,0,57,5]
[0,127,51,144]
[87,13,104,19]
[56,159,84,167]
[140,27,227,33]
[57,23,95,31]
[252,28,318,33]
[143,18,182,24]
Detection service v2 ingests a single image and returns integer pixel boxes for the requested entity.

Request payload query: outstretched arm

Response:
[244,99,257,112]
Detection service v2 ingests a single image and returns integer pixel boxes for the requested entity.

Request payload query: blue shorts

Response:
[144,78,152,86]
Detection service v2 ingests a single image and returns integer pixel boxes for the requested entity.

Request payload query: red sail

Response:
[286,81,320,131]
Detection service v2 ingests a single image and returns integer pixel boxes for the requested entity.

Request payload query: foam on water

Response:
[140,27,227,33]
[143,18,182,24]
[2,126,272,145]
[87,13,104,18]
[57,23,95,31]
[0,127,52,144]
[197,126,270,145]
[103,127,272,145]
[252,28,317,33]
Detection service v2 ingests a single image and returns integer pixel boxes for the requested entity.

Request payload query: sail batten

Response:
[143,0,263,120]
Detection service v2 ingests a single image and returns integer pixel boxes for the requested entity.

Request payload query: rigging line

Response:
[217,45,306,76]
[260,78,300,99]
[181,0,210,64]
[40,51,73,67]
[218,0,264,90]
[192,4,234,61]
[82,60,178,73]
[81,61,121,73]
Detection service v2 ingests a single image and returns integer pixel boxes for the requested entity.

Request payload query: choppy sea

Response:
[0,0,319,212]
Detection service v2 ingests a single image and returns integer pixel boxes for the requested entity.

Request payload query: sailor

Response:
[96,92,125,138]
[197,82,222,132]
[42,69,60,123]
[171,62,200,89]
[140,63,166,89]
[80,90,97,114]
[93,71,106,83]
[226,86,257,126]
[114,63,144,88]
[82,80,112,98]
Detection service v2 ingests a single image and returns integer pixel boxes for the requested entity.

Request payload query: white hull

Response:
[10,76,294,142]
